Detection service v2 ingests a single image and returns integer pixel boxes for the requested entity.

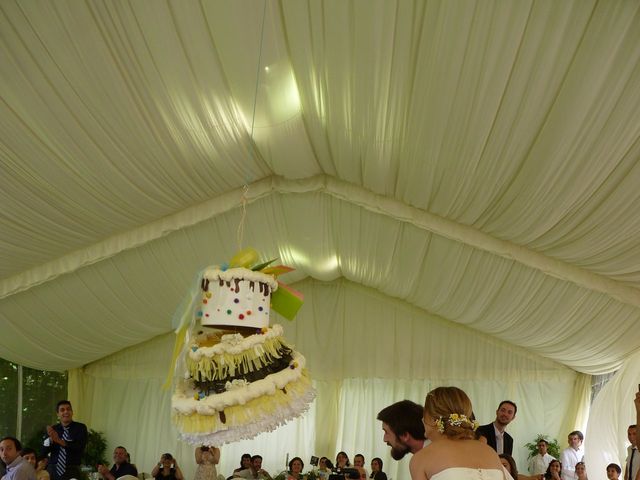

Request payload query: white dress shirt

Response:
[528,453,555,475]
[560,446,584,480]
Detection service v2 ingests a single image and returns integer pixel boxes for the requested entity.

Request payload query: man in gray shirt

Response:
[0,437,36,480]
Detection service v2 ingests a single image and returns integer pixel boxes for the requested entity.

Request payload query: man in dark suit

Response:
[476,400,517,455]
[43,400,88,480]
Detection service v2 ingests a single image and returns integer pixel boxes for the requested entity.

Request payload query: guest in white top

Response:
[528,439,555,475]
[560,431,584,480]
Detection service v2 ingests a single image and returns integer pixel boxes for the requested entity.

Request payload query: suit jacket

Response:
[476,422,513,455]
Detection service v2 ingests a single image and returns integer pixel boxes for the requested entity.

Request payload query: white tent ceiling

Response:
[1,0,639,375]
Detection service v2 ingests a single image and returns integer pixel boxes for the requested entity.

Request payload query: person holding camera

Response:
[152,453,184,480]
[194,446,220,480]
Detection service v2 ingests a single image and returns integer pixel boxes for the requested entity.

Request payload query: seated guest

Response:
[353,454,367,480]
[574,462,587,480]
[369,458,387,480]
[499,455,520,479]
[19,448,37,467]
[0,437,36,480]
[152,453,184,480]
[19,449,49,480]
[499,454,542,480]
[286,457,306,480]
[544,459,562,480]
[317,457,332,480]
[18,449,35,471]
[98,447,138,480]
[35,457,50,480]
[233,455,252,476]
[233,455,271,480]
[606,463,620,480]
[335,452,350,469]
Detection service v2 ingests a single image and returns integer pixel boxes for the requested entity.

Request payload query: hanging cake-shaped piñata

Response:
[171,249,314,445]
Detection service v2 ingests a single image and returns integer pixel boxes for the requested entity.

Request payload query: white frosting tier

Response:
[190,324,284,360]
[177,386,316,446]
[199,267,278,329]
[173,351,306,414]
[203,267,278,289]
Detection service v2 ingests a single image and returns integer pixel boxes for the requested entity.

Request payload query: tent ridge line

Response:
[2,174,639,311]
[0,177,280,299]
[315,176,640,310]
[0,175,328,299]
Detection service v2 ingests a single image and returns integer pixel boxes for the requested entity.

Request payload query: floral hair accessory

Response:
[435,413,479,433]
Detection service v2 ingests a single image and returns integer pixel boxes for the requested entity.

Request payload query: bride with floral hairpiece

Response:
[409,386,513,480]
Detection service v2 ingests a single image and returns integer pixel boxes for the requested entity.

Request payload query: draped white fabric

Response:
[585,349,640,477]
[2,188,638,374]
[1,1,640,476]
[2,0,640,375]
[70,278,588,480]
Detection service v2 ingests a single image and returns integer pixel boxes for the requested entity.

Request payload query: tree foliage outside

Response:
[0,358,67,450]
[0,360,19,438]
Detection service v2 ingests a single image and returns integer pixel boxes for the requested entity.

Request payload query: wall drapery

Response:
[70,278,587,479]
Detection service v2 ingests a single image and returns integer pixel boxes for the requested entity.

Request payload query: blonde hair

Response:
[424,386,475,440]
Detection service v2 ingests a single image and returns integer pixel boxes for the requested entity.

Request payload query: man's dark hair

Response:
[56,400,72,412]
[568,430,584,441]
[115,446,127,452]
[20,447,36,456]
[0,436,22,451]
[629,424,637,429]
[498,400,517,415]
[606,463,621,474]
[537,439,549,445]
[251,455,262,462]
[376,399,424,440]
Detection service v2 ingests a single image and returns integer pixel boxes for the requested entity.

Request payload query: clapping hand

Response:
[97,465,109,476]
[46,425,62,444]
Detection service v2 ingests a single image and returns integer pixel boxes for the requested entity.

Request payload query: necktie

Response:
[630,448,636,480]
[56,426,70,479]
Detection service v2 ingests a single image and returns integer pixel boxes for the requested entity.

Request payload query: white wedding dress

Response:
[430,467,513,480]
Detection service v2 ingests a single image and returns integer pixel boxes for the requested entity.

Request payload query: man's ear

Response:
[399,432,411,443]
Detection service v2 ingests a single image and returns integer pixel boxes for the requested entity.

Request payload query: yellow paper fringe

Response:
[187,336,291,381]
[163,321,191,390]
[173,371,312,433]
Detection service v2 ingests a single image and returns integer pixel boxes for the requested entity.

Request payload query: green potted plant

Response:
[525,434,561,459]
[83,429,109,471]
